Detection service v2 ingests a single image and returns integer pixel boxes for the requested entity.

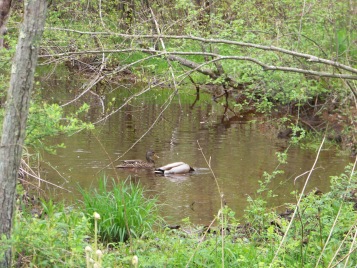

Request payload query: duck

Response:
[155,162,194,175]
[116,150,159,169]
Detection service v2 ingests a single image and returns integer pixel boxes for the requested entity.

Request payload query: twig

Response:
[73,52,220,140]
[149,8,180,104]
[196,141,225,268]
[90,132,134,252]
[330,243,357,268]
[293,167,322,184]
[98,88,178,171]
[323,156,357,268]
[184,142,226,268]
[19,166,70,192]
[185,217,218,268]
[327,219,357,268]
[269,136,326,267]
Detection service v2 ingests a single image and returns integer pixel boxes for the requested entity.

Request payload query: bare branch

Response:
[39,48,357,80]
[167,53,357,80]
[45,28,357,75]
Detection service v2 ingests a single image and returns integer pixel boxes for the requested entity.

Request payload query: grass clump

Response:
[79,176,159,243]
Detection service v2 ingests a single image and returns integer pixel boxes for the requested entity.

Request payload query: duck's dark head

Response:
[146,150,159,163]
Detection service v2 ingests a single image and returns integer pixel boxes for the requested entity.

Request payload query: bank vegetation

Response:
[0,0,357,267]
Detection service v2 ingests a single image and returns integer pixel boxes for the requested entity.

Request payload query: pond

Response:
[38,71,353,225]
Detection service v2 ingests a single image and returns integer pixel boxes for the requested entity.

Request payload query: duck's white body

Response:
[155,162,194,175]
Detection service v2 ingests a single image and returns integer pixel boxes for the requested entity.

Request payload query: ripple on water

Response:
[42,100,352,225]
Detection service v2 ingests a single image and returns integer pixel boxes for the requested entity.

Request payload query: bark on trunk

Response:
[0,0,12,48]
[0,0,47,267]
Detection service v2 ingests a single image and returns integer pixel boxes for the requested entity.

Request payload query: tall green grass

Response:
[79,176,159,243]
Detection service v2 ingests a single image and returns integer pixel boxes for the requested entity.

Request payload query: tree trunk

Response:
[0,0,47,267]
[0,0,12,48]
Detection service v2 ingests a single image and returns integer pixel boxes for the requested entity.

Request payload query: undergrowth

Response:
[8,200,90,267]
[4,161,356,267]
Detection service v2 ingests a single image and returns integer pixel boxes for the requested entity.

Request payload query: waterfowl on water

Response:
[116,150,159,169]
[155,162,194,175]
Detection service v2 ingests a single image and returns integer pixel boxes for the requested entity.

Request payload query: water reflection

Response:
[40,86,352,225]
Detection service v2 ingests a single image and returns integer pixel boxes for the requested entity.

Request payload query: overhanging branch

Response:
[45,28,357,75]
[39,48,357,81]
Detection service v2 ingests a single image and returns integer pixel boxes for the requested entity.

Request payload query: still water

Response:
[39,78,352,225]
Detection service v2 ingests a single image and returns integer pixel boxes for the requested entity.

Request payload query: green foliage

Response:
[9,199,90,267]
[1,1,356,266]
[5,163,357,267]
[281,165,357,266]
[100,203,280,267]
[0,47,15,100]
[79,176,159,243]
[29,0,354,123]
[289,124,306,145]
[26,102,94,151]
[244,162,357,267]
[244,151,287,235]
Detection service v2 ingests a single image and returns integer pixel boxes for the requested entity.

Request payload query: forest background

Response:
[0,0,357,267]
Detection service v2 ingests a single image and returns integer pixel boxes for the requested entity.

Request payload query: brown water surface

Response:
[39,81,352,225]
